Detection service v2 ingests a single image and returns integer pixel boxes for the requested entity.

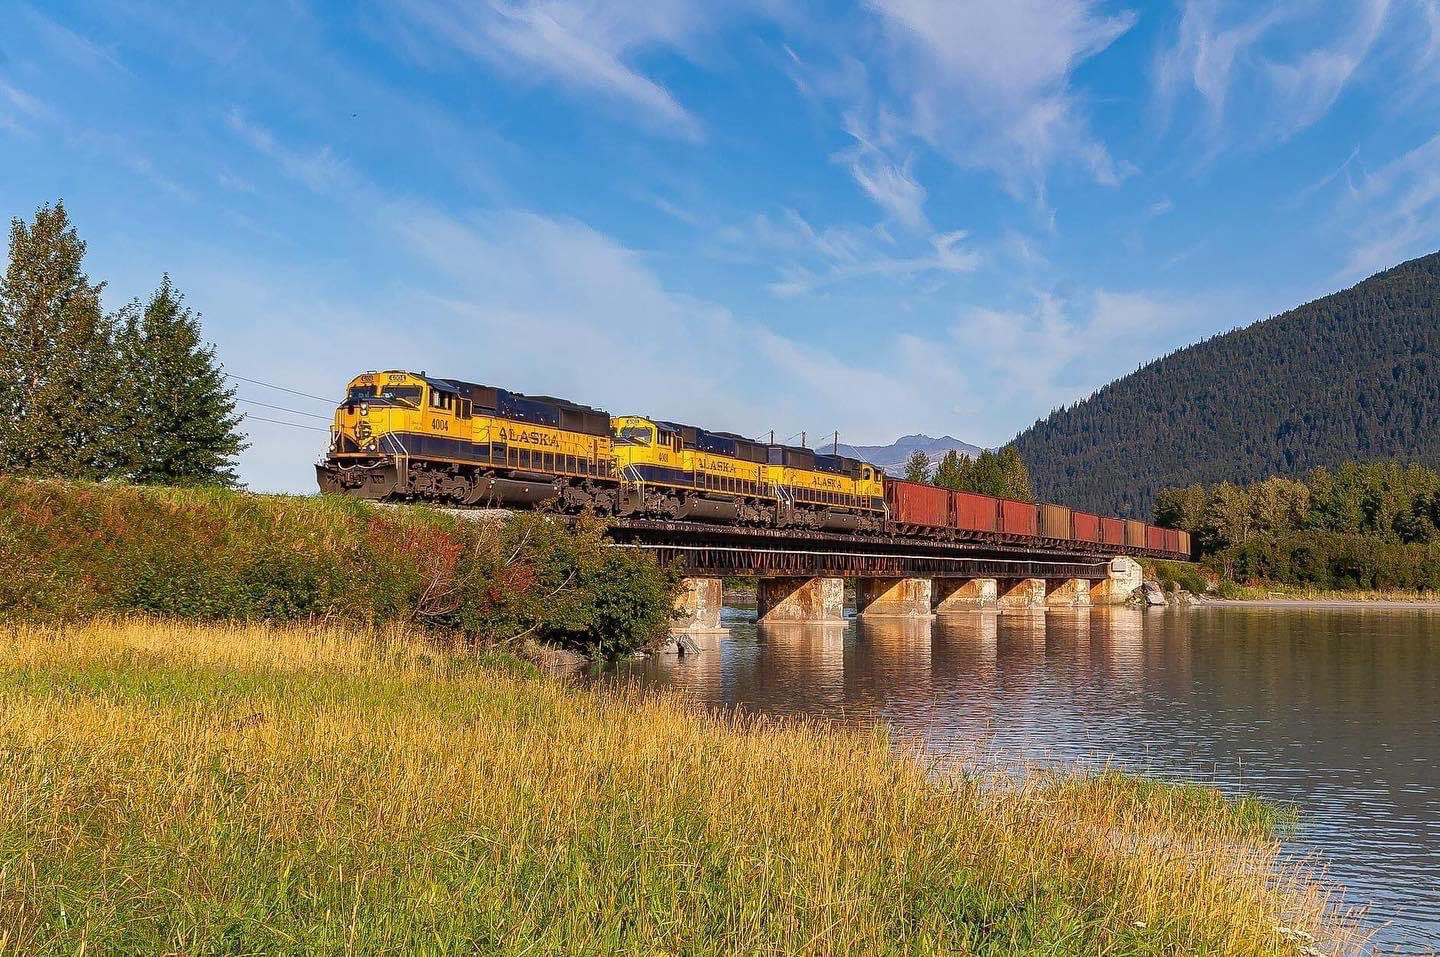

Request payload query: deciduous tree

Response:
[902,449,931,483]
[996,446,1033,501]
[932,450,970,490]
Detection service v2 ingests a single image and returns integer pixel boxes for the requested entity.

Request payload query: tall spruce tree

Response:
[117,275,246,485]
[0,202,123,478]
[902,449,931,482]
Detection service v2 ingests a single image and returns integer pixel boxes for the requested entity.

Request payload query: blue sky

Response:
[3,0,1439,492]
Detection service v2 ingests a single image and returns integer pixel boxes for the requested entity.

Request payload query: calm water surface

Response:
[612,603,1440,953]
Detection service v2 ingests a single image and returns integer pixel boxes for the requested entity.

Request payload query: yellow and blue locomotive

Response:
[318,370,886,531]
[317,370,615,509]
[610,415,886,530]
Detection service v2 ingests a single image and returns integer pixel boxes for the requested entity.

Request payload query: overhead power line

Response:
[241,413,329,433]
[225,372,334,405]
[236,396,332,421]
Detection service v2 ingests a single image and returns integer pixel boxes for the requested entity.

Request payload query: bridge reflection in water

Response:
[631,600,1152,735]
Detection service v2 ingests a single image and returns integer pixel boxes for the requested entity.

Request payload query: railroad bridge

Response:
[607,519,1146,629]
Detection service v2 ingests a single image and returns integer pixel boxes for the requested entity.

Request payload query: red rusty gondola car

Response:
[953,491,999,532]
[1000,498,1039,536]
[885,479,950,529]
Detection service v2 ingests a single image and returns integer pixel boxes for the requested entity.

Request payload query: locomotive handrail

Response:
[380,431,413,458]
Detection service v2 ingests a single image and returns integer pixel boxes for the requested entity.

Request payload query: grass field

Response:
[0,619,1365,954]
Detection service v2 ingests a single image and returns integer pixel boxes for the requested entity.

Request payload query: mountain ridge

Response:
[843,434,988,475]
[1010,250,1440,517]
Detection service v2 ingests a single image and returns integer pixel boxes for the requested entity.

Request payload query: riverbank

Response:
[1211,581,1440,604]
[0,477,677,656]
[1139,557,1440,606]
[0,617,1365,953]
[1208,597,1440,608]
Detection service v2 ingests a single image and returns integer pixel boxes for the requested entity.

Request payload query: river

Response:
[612,602,1440,952]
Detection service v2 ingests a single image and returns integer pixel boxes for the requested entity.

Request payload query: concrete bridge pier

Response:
[757,576,845,624]
[997,578,1048,609]
[1090,557,1143,605]
[1044,578,1092,607]
[673,577,725,632]
[856,577,933,618]
[932,577,998,610]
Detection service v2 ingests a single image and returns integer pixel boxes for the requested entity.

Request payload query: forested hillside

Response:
[1012,251,1440,516]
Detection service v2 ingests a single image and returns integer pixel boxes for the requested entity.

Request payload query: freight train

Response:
[316,370,1191,559]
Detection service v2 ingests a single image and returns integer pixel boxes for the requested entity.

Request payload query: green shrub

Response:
[0,478,678,656]
[1144,559,1209,595]
[1209,530,1440,592]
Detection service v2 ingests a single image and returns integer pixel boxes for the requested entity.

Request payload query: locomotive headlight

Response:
[360,402,369,416]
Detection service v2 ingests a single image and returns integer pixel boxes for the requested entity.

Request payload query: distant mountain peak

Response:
[894,433,965,444]
[844,434,988,475]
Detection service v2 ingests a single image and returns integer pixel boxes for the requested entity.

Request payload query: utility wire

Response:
[241,413,329,433]
[225,372,334,405]
[806,426,842,452]
[237,397,332,421]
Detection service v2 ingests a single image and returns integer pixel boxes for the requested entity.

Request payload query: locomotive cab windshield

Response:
[614,422,656,446]
[378,384,421,406]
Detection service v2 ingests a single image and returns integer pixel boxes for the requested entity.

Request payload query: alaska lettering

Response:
[500,427,560,448]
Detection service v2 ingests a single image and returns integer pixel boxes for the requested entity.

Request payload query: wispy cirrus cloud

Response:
[948,287,1238,415]
[725,208,979,297]
[1153,0,1395,148]
[860,0,1137,196]
[1336,131,1440,281]
[833,112,928,230]
[778,0,1136,223]
[0,77,188,197]
[19,6,131,77]
[225,108,357,194]
[0,78,52,131]
[1423,0,1440,70]
[395,0,775,141]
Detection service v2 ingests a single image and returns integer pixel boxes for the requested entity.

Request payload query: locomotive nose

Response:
[331,403,375,452]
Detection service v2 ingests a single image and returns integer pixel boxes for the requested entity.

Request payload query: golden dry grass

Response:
[1216,581,1440,602]
[0,618,1366,954]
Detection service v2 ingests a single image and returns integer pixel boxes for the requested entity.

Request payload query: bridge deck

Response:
[607,519,1127,579]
